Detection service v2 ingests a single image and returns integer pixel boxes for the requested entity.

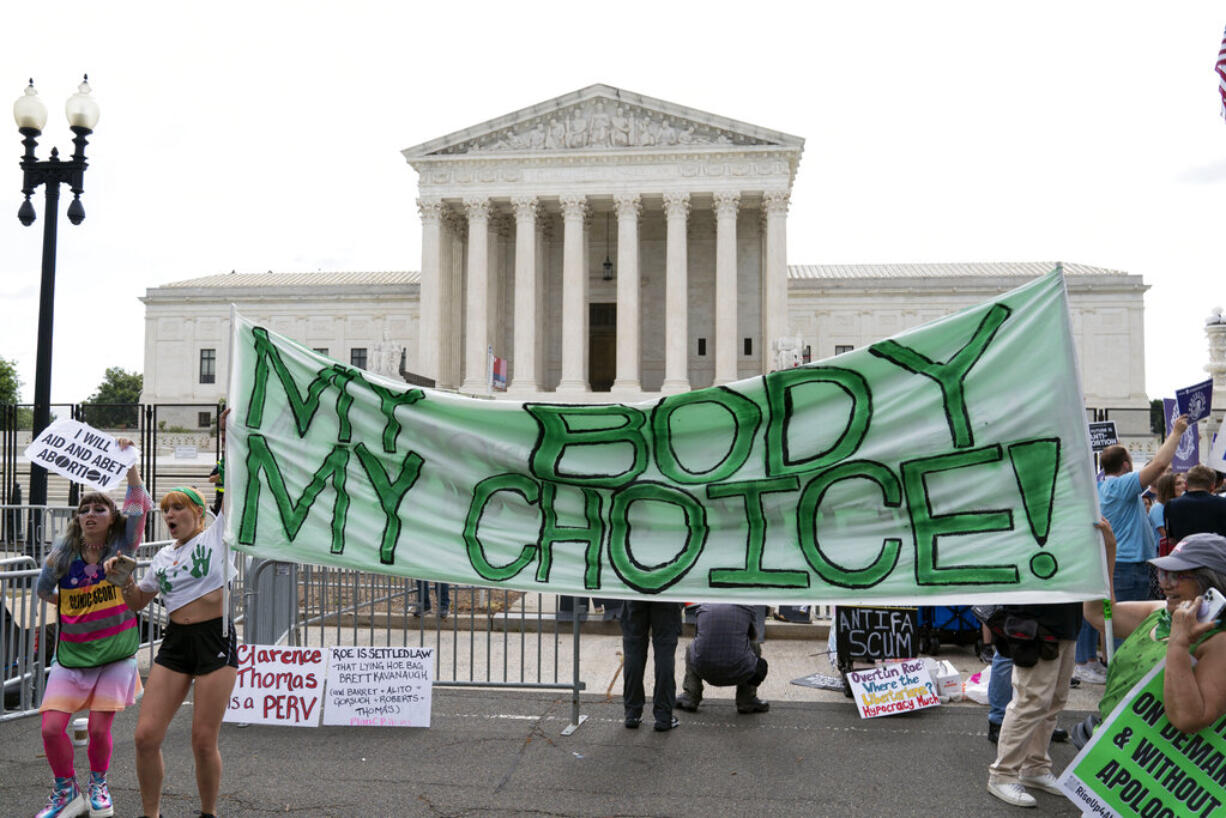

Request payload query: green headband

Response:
[167,487,206,508]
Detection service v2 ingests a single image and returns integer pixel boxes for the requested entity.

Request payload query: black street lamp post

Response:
[13,76,99,516]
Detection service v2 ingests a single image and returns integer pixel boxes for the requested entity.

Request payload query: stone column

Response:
[460,197,491,393]
[611,194,642,393]
[1207,310,1226,436]
[661,192,691,394]
[556,194,589,392]
[440,210,466,389]
[762,191,790,374]
[713,191,740,384]
[416,197,443,384]
[507,197,540,393]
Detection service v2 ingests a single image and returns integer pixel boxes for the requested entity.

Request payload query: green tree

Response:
[0,357,19,405]
[0,357,33,428]
[1150,398,1166,437]
[81,367,143,429]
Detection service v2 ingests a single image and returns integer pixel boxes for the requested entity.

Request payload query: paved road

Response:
[2,684,1092,817]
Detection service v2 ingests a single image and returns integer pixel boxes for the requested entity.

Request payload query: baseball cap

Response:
[1149,533,1226,575]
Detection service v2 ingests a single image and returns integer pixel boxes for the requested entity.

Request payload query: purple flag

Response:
[1175,378,1214,423]
[1164,398,1200,471]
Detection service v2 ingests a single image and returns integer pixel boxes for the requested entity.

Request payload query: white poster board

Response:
[23,419,139,492]
[224,644,326,726]
[845,659,941,718]
[323,646,434,727]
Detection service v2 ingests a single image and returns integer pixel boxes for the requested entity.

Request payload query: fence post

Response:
[245,559,299,646]
[561,607,587,735]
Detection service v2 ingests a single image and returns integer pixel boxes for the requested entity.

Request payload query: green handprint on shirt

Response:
[156,567,172,595]
[190,542,211,579]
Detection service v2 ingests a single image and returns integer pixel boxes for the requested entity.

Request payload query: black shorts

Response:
[155,617,238,676]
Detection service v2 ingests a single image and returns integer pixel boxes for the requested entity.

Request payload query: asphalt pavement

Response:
[1,634,1100,817]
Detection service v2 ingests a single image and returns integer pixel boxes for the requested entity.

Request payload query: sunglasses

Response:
[1157,569,1197,584]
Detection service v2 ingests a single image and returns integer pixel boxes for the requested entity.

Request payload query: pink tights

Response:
[41,710,115,778]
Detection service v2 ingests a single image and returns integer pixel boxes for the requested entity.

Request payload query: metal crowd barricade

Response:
[251,563,586,733]
[0,502,248,722]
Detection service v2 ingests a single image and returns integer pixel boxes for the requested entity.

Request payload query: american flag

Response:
[488,345,507,391]
[1219,25,1226,120]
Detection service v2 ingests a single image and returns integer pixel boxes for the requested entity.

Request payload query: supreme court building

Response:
[140,84,1150,426]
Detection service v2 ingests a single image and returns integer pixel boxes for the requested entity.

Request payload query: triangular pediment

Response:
[403,84,803,159]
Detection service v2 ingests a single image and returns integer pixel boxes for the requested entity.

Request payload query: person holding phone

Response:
[34,438,151,818]
[1083,529,1226,740]
[113,408,236,818]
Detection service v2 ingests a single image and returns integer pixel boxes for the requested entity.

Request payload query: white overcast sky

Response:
[2,1,1224,405]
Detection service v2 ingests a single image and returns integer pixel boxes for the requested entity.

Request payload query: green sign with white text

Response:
[1058,659,1226,817]
[222,268,1106,604]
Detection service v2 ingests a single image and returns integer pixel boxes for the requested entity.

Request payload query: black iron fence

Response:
[1,402,224,548]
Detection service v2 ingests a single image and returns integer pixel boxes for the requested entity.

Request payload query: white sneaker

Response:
[988,780,1037,807]
[1019,771,1064,795]
[1073,664,1107,685]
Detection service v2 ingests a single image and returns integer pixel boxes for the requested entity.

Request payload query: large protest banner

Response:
[1057,660,1226,817]
[222,268,1106,604]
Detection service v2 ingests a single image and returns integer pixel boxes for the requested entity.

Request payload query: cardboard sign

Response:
[1088,421,1119,452]
[1057,660,1226,817]
[224,644,325,727]
[845,659,940,718]
[835,606,919,661]
[1164,399,1200,472]
[23,419,139,492]
[1208,433,1226,473]
[1175,378,1214,424]
[323,646,434,727]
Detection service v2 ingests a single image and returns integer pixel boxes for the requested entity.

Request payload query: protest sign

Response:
[224,644,325,727]
[1175,378,1214,424]
[1208,433,1226,473]
[845,659,940,719]
[1089,421,1119,452]
[1164,399,1200,472]
[1057,660,1226,817]
[835,606,919,661]
[23,419,139,492]
[323,646,434,727]
[223,267,1105,605]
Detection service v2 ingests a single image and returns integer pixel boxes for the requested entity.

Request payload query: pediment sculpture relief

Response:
[434,99,775,155]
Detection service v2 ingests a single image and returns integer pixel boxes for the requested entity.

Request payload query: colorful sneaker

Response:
[35,776,84,818]
[87,771,114,817]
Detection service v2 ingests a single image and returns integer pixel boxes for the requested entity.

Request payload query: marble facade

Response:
[140,84,1153,428]
[403,85,804,399]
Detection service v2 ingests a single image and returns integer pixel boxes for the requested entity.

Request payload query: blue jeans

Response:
[1074,620,1098,664]
[988,650,1014,726]
[1113,561,1152,602]
[416,581,450,613]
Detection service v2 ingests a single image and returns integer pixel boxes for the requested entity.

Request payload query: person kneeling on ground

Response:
[675,603,769,714]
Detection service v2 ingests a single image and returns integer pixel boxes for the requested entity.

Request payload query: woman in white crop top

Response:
[110,409,236,818]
